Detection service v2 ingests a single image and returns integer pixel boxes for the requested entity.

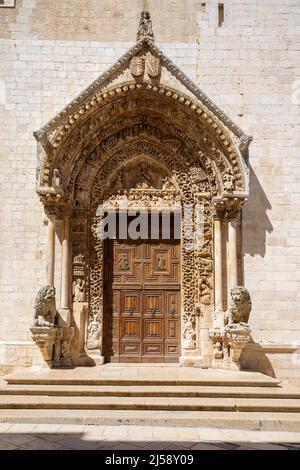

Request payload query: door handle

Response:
[150,307,156,315]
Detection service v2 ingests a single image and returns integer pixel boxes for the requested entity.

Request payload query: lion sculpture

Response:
[225,286,251,329]
[33,285,57,327]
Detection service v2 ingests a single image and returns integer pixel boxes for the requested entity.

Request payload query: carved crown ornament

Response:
[33,10,252,211]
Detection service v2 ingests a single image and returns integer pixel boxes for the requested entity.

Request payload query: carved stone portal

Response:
[32,11,252,369]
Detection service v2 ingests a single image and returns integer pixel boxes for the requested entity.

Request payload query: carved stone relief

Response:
[33,12,251,368]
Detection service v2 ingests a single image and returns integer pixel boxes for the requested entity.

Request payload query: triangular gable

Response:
[34,37,251,150]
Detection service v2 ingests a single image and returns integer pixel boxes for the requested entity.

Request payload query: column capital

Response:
[212,207,226,221]
[225,206,241,222]
[44,204,71,219]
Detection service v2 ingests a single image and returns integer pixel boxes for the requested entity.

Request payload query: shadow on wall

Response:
[241,343,275,378]
[242,164,273,257]
[241,163,275,377]
[242,163,273,258]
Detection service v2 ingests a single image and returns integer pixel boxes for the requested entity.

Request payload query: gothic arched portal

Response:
[33,13,251,367]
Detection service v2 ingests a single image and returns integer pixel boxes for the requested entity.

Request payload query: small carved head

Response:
[141,10,150,19]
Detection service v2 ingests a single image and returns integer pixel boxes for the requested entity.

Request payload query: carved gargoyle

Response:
[33,285,58,327]
[225,286,251,329]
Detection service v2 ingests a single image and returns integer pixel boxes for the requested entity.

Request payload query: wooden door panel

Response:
[112,242,143,285]
[143,244,180,285]
[143,291,164,316]
[121,291,142,315]
[120,317,141,339]
[143,318,163,339]
[165,290,180,361]
[103,226,181,363]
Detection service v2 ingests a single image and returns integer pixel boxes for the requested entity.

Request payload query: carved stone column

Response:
[227,210,239,294]
[59,212,71,326]
[213,207,225,328]
[46,214,56,285]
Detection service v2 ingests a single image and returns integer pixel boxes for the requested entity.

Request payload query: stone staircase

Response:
[1,365,300,431]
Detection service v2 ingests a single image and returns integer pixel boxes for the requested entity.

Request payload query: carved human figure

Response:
[182,320,195,350]
[137,10,154,42]
[118,254,129,270]
[87,313,101,350]
[213,341,223,360]
[162,176,173,190]
[52,168,61,189]
[157,254,166,271]
[72,278,85,302]
[223,168,235,192]
[199,276,212,304]
[113,172,124,190]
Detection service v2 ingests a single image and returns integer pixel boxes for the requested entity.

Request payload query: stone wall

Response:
[0,0,299,379]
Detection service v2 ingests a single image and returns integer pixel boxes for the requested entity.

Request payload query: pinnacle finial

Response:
[137,10,154,42]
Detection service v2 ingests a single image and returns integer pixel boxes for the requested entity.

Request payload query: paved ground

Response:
[0,423,300,450]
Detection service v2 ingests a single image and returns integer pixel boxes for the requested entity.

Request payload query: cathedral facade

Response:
[0,1,299,382]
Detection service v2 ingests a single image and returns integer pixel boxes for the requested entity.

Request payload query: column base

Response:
[211,359,225,369]
[179,355,209,368]
[222,359,241,371]
[87,350,105,365]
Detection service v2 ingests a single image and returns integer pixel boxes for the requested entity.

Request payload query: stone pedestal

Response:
[30,327,57,367]
[223,326,251,371]
[30,326,74,369]
[179,352,205,367]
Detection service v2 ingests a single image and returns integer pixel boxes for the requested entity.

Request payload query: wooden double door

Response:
[103,233,181,363]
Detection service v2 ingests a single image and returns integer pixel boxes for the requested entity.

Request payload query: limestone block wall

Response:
[0,0,299,379]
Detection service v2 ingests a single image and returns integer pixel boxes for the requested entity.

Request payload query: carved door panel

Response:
[143,243,180,286]
[142,290,164,362]
[103,228,181,363]
[164,291,181,360]
[119,290,143,362]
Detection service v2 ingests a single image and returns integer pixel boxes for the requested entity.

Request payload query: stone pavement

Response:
[0,423,300,450]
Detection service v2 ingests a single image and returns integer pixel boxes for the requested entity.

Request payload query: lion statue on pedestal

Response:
[225,286,251,329]
[33,285,57,327]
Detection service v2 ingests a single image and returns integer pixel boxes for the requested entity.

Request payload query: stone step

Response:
[1,409,300,431]
[0,395,300,412]
[4,367,280,388]
[0,384,298,399]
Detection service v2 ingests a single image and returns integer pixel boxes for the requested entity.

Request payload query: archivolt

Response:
[38,84,247,200]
